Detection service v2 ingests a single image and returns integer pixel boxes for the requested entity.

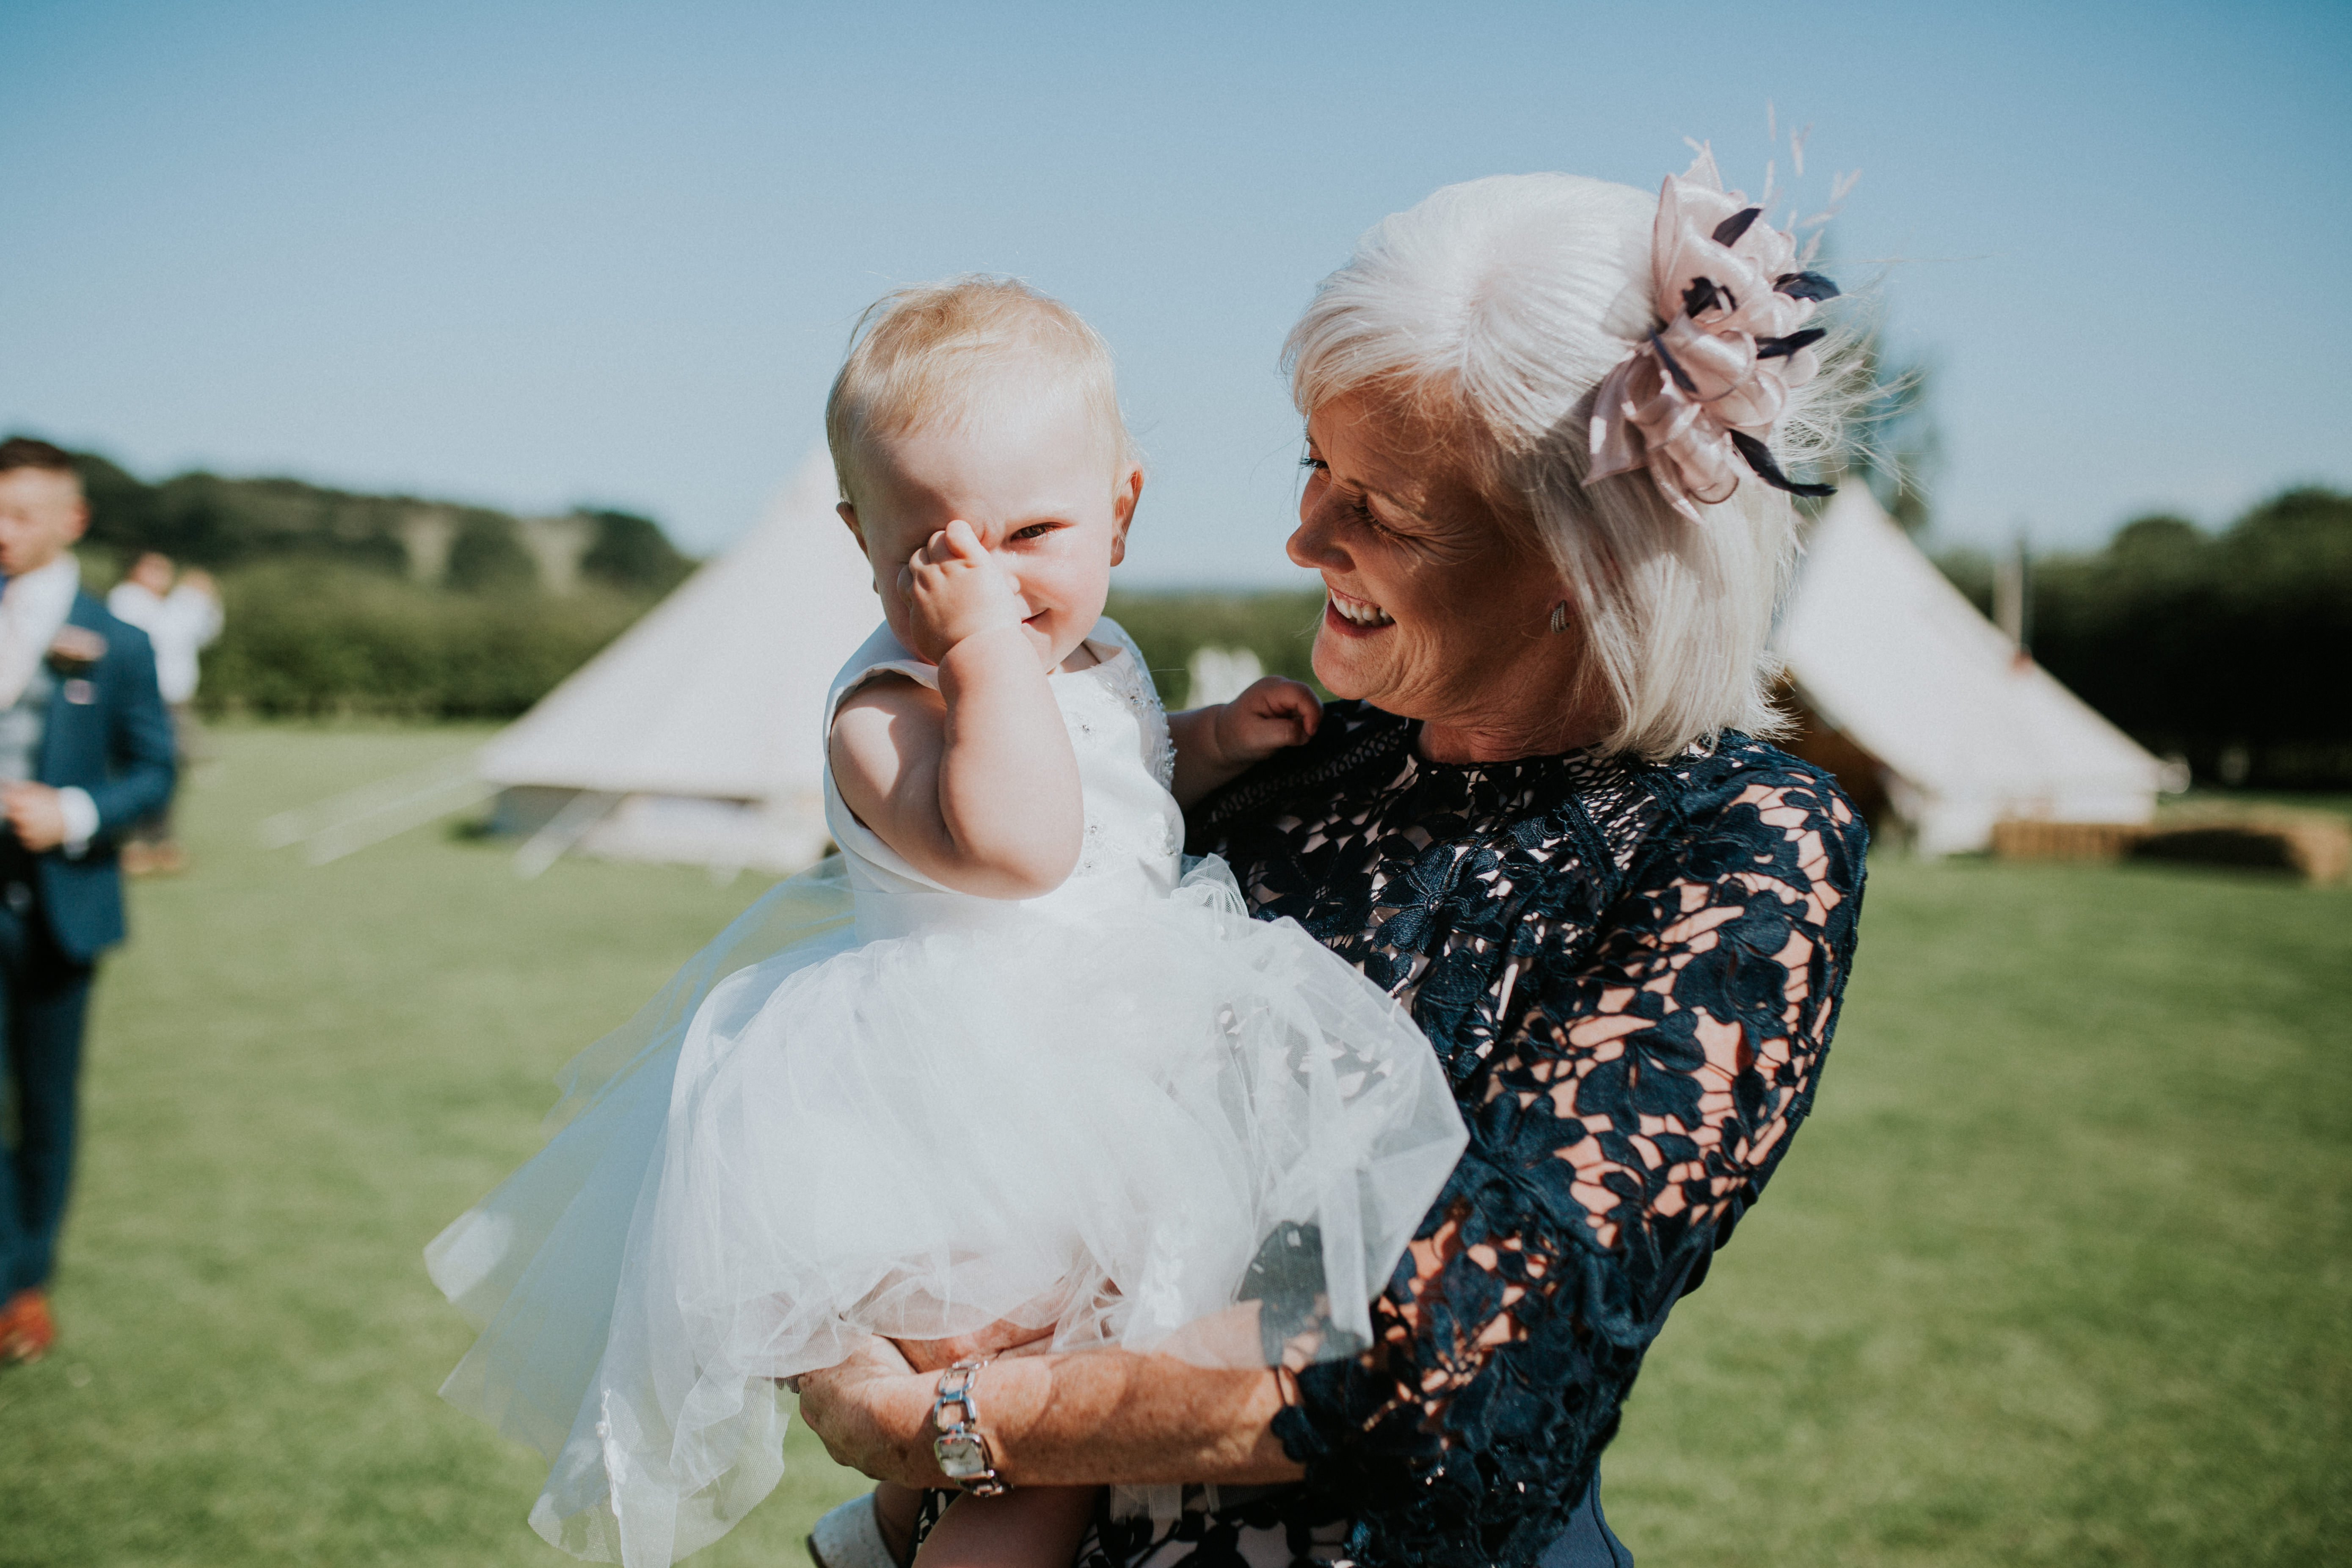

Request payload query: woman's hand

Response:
[793,1336,1303,1491]
[788,1334,943,1487]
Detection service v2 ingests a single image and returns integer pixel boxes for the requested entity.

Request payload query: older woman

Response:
[798,160,1868,1568]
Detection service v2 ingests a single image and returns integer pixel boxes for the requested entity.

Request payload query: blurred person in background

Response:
[0,438,175,1365]
[105,551,222,875]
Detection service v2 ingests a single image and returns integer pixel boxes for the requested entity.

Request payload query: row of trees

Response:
[32,432,2347,769]
[1941,487,2352,788]
[1825,325,2348,791]
[72,450,693,595]
[47,444,697,718]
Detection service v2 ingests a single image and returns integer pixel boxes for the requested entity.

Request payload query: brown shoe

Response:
[0,1287,53,1364]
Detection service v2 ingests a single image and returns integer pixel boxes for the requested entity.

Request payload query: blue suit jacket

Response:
[22,591,176,962]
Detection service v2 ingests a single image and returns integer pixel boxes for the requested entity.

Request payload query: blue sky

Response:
[3,0,2345,586]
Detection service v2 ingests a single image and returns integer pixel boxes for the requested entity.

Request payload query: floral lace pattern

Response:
[1105,701,1868,1568]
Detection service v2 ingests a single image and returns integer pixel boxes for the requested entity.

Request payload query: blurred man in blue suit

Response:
[0,438,175,1364]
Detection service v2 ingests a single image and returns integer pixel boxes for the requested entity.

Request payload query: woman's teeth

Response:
[1330,591,1394,627]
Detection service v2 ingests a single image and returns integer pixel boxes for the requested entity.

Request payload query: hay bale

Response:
[1991,820,2151,861]
[1991,807,2351,883]
[2129,811,2352,884]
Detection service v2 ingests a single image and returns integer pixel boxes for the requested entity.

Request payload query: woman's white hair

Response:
[1286,172,1849,761]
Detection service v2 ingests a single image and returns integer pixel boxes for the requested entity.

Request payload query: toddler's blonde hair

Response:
[826,275,1137,506]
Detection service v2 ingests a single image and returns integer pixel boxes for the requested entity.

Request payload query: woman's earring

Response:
[1549,601,1571,635]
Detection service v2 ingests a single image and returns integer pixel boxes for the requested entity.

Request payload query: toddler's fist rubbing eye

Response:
[900,519,1028,661]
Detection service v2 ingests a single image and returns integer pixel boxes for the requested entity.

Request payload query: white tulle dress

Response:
[427,618,1468,1567]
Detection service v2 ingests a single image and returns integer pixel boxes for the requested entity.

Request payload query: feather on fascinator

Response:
[1586,149,1841,518]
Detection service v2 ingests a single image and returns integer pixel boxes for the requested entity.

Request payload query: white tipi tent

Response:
[1776,486,2176,855]
[478,451,880,874]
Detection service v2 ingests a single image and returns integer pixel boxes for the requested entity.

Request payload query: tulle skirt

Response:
[427,857,1465,1567]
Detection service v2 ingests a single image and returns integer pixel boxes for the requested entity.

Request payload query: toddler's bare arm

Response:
[1168,676,1321,807]
[831,521,1084,899]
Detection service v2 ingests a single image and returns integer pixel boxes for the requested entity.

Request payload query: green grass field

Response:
[1,726,2345,1566]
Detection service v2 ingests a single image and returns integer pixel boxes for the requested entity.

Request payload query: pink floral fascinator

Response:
[1586,149,1842,518]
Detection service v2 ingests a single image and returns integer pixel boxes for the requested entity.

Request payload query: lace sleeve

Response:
[1274,767,1867,1566]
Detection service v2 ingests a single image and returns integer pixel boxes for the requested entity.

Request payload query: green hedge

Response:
[196,562,653,719]
[187,482,2349,788]
[188,576,1326,721]
[44,437,1342,721]
[1105,589,1328,703]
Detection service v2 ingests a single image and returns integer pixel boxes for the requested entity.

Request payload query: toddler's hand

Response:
[1210,677,1321,765]
[900,520,1027,662]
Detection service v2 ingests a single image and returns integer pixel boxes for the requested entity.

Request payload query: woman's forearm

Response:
[990,1350,1302,1486]
[800,1347,1304,1490]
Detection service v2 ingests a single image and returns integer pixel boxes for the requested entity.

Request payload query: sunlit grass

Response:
[1607,853,2352,1566]
[0,725,2343,1565]
[0,724,863,1567]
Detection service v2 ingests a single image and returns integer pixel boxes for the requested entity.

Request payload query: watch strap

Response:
[930,1357,1011,1497]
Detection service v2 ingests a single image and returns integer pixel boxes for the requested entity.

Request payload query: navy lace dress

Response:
[1086,702,1867,1568]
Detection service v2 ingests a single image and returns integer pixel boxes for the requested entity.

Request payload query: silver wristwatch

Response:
[931,1357,1011,1496]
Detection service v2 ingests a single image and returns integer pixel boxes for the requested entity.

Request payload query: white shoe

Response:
[807,1493,904,1568]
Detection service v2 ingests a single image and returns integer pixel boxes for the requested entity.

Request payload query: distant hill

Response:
[47,443,694,598]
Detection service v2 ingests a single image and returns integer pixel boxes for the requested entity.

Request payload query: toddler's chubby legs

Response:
[910,1483,1098,1568]
[872,1482,925,1565]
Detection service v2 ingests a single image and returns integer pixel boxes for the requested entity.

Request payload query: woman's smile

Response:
[1290,392,1594,758]
[1324,585,1395,633]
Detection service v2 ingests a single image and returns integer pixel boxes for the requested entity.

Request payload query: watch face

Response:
[935,1432,989,1480]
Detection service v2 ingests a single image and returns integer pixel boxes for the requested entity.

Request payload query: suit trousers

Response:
[1541,1470,1635,1568]
[0,896,96,1295]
